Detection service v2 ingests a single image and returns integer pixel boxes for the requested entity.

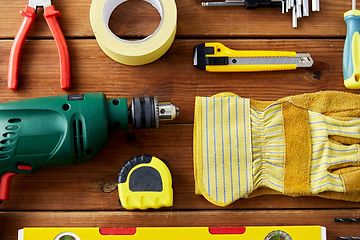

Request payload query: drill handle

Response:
[0,172,18,202]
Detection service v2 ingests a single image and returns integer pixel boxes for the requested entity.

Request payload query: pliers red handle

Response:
[8,0,71,90]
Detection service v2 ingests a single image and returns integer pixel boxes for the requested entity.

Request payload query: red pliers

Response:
[8,0,71,90]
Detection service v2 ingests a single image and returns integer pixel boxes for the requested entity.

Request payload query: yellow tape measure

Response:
[117,154,173,210]
[90,0,177,65]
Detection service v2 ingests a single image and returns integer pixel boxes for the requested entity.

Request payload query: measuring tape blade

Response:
[90,0,177,65]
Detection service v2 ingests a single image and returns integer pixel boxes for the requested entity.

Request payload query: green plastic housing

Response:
[0,93,128,178]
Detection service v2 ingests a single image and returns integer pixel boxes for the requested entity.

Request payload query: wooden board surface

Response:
[0,0,352,38]
[1,0,360,239]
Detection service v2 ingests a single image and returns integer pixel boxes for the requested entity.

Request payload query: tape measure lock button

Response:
[90,0,177,65]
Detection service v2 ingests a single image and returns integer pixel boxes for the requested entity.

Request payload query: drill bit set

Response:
[288,0,320,27]
[202,0,320,28]
[334,218,360,240]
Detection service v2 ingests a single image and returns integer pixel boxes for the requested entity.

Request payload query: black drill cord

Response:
[334,218,360,223]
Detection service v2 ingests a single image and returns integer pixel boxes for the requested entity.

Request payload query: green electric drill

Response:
[0,93,178,203]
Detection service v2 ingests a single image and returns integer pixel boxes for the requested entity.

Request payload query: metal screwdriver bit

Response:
[292,5,297,27]
[202,1,245,6]
[312,0,320,11]
[296,0,302,18]
[303,0,309,16]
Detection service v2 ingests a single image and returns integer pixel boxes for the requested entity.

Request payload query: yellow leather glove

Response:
[193,91,360,206]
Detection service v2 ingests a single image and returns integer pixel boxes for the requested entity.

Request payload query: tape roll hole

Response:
[106,0,162,41]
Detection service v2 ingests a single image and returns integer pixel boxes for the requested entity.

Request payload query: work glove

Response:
[193,91,360,206]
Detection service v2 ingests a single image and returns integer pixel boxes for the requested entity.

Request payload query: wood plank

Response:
[1,39,359,210]
[0,0,352,39]
[0,124,359,210]
[0,38,350,122]
[1,210,360,240]
[1,0,359,237]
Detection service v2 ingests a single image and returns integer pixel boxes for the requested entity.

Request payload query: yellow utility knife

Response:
[193,42,314,72]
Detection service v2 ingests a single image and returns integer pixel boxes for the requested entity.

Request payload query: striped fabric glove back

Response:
[193,91,360,206]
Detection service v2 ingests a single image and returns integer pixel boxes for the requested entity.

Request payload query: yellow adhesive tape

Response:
[90,0,177,65]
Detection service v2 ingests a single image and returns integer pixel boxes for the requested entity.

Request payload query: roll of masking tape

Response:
[90,0,177,65]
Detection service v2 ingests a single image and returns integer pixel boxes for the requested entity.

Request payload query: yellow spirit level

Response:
[18,226,326,240]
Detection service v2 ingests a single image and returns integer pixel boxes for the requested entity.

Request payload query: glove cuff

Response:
[193,95,253,206]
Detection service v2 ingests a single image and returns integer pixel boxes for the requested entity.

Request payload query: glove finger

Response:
[309,110,360,140]
[309,110,360,194]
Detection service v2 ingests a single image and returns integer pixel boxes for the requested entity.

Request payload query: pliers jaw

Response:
[28,0,51,12]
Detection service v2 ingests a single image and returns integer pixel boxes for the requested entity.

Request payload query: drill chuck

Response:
[129,97,179,129]
[158,101,179,121]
